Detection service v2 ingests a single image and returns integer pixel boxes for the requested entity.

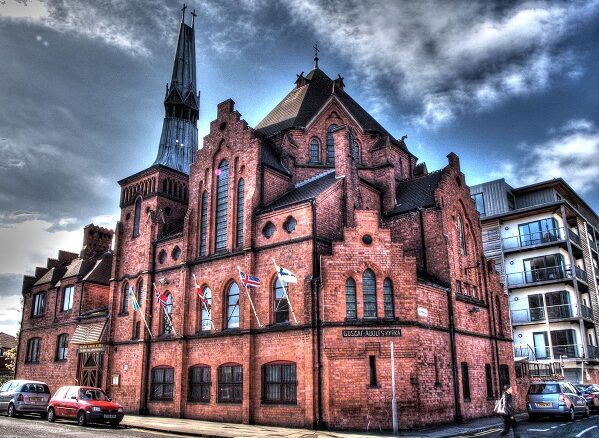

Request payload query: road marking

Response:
[551,425,558,428]
[528,428,551,432]
[560,423,567,426]
[472,429,501,436]
[576,425,598,437]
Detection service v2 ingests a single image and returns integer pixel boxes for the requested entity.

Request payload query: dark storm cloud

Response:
[0,273,24,298]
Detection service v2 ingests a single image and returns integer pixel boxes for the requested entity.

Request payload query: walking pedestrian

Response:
[497,384,519,437]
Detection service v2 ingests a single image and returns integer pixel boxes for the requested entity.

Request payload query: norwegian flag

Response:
[239,271,261,288]
[192,274,208,305]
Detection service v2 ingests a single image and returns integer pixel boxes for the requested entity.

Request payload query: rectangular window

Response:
[369,356,377,387]
[56,334,68,361]
[518,218,559,247]
[32,292,45,316]
[188,366,211,402]
[527,294,545,321]
[545,290,571,319]
[26,338,41,363]
[62,286,74,312]
[218,365,242,403]
[523,253,565,283]
[263,363,297,404]
[151,367,174,401]
[485,364,494,399]
[551,329,579,357]
[471,193,486,216]
[461,362,471,402]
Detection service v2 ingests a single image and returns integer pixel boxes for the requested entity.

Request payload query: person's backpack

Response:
[494,394,508,416]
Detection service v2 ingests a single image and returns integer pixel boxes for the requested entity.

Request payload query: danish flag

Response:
[192,274,208,305]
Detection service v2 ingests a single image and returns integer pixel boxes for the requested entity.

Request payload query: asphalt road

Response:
[469,412,599,438]
[0,413,192,438]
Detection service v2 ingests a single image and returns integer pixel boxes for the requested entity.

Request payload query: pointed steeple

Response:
[153,5,199,174]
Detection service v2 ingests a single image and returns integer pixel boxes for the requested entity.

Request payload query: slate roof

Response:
[259,170,338,212]
[255,68,410,154]
[390,170,444,215]
[82,252,113,285]
[261,142,290,175]
[33,266,67,287]
[0,332,16,349]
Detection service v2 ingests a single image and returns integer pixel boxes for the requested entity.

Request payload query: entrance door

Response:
[77,352,103,388]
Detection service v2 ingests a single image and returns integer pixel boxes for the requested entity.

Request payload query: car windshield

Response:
[79,389,108,401]
[528,384,560,394]
[21,383,49,393]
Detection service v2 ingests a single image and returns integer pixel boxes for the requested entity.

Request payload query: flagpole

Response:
[131,287,153,338]
[273,259,298,324]
[192,274,215,331]
[238,266,262,327]
[153,282,178,336]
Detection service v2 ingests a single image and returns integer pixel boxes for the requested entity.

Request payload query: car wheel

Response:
[47,407,56,422]
[7,403,16,418]
[568,406,575,421]
[77,410,87,426]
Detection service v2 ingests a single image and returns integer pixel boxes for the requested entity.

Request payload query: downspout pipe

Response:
[447,288,462,423]
[142,240,157,415]
[311,199,323,428]
[418,208,427,274]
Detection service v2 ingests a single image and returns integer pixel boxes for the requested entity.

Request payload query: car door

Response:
[52,387,67,418]
[0,381,12,411]
[565,383,586,412]
[63,387,79,418]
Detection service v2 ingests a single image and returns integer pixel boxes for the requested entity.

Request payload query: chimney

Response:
[81,224,114,259]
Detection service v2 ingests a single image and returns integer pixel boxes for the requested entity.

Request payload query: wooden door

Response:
[77,351,103,388]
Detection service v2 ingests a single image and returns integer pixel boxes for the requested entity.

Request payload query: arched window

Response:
[56,333,68,361]
[136,279,144,303]
[236,179,244,248]
[151,367,174,401]
[383,278,394,319]
[326,124,338,165]
[348,129,360,162]
[310,138,320,163]
[133,197,142,238]
[218,363,242,403]
[274,278,289,324]
[200,287,212,332]
[121,282,129,314]
[215,160,229,251]
[199,191,208,256]
[353,139,361,163]
[457,214,467,255]
[226,283,240,329]
[363,269,377,318]
[345,278,357,319]
[163,292,173,335]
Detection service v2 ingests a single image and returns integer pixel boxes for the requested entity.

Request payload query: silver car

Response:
[0,380,51,418]
[527,381,589,420]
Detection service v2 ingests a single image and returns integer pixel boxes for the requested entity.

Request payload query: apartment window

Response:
[199,191,208,256]
[546,290,572,319]
[226,283,240,329]
[383,278,394,318]
[62,285,74,312]
[273,278,289,324]
[527,294,545,321]
[369,356,377,387]
[26,337,41,363]
[218,364,242,403]
[215,160,229,251]
[326,124,338,165]
[345,278,357,319]
[551,329,578,358]
[485,364,493,399]
[518,218,559,247]
[133,197,142,238]
[236,179,244,248]
[263,362,297,404]
[457,214,467,255]
[309,138,320,163]
[471,193,486,216]
[524,254,565,283]
[121,282,129,314]
[188,366,211,402]
[363,269,377,318]
[151,367,174,401]
[56,334,68,361]
[163,292,173,335]
[499,364,510,389]
[32,292,45,316]
[461,362,471,402]
[200,287,212,332]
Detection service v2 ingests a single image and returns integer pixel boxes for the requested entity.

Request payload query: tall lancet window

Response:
[199,191,208,256]
[310,138,320,163]
[326,124,338,165]
[236,179,245,248]
[215,160,229,251]
[163,292,173,335]
[133,197,142,238]
[363,269,377,318]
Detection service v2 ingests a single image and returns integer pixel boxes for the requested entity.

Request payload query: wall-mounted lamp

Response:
[158,277,170,285]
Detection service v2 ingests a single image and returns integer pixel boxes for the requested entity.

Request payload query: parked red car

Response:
[47,386,124,427]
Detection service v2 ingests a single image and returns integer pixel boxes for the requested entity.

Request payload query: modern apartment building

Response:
[470,178,599,383]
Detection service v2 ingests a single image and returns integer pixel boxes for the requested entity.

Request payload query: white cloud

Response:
[284,0,599,128]
[0,294,21,337]
[492,119,599,193]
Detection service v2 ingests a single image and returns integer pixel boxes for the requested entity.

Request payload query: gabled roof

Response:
[259,170,338,213]
[82,252,113,285]
[261,142,291,176]
[389,170,444,215]
[0,332,16,349]
[255,68,410,155]
[33,266,67,287]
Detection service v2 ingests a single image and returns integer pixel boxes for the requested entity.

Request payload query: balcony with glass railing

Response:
[589,239,598,253]
[506,265,588,287]
[510,303,594,325]
[532,344,584,360]
[502,227,584,252]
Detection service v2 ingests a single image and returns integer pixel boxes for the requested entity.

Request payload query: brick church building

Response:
[16,8,516,430]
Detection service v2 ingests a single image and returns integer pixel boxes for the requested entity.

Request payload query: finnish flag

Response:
[273,260,298,284]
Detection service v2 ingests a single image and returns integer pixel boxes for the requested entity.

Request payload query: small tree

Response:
[4,347,16,373]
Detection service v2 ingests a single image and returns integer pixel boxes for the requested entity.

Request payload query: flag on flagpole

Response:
[192,274,208,306]
[273,261,298,284]
[130,286,153,337]
[239,271,261,288]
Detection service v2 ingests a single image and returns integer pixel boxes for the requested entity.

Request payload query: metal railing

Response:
[588,345,599,359]
[580,304,594,320]
[510,303,587,324]
[506,265,571,286]
[503,227,565,250]
[533,344,584,359]
[589,239,598,252]
[575,266,588,283]
[568,228,581,246]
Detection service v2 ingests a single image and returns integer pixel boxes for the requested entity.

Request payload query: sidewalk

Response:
[122,413,528,438]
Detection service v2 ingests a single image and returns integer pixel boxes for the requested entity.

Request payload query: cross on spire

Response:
[313,42,320,69]
[181,3,187,22]
[191,9,197,27]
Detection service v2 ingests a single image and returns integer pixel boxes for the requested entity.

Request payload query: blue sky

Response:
[0,0,598,336]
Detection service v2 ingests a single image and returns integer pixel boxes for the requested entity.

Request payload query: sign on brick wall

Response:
[342,329,402,337]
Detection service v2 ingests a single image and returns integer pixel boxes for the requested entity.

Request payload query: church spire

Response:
[153,5,199,174]
[312,42,320,70]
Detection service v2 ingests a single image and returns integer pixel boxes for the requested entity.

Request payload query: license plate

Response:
[29,397,41,401]
[104,414,117,419]
[536,402,552,407]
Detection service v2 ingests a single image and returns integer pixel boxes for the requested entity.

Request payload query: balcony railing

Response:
[589,239,598,252]
[534,344,584,359]
[506,265,571,287]
[575,266,588,283]
[588,345,599,359]
[568,228,581,246]
[503,227,565,251]
[510,303,592,324]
